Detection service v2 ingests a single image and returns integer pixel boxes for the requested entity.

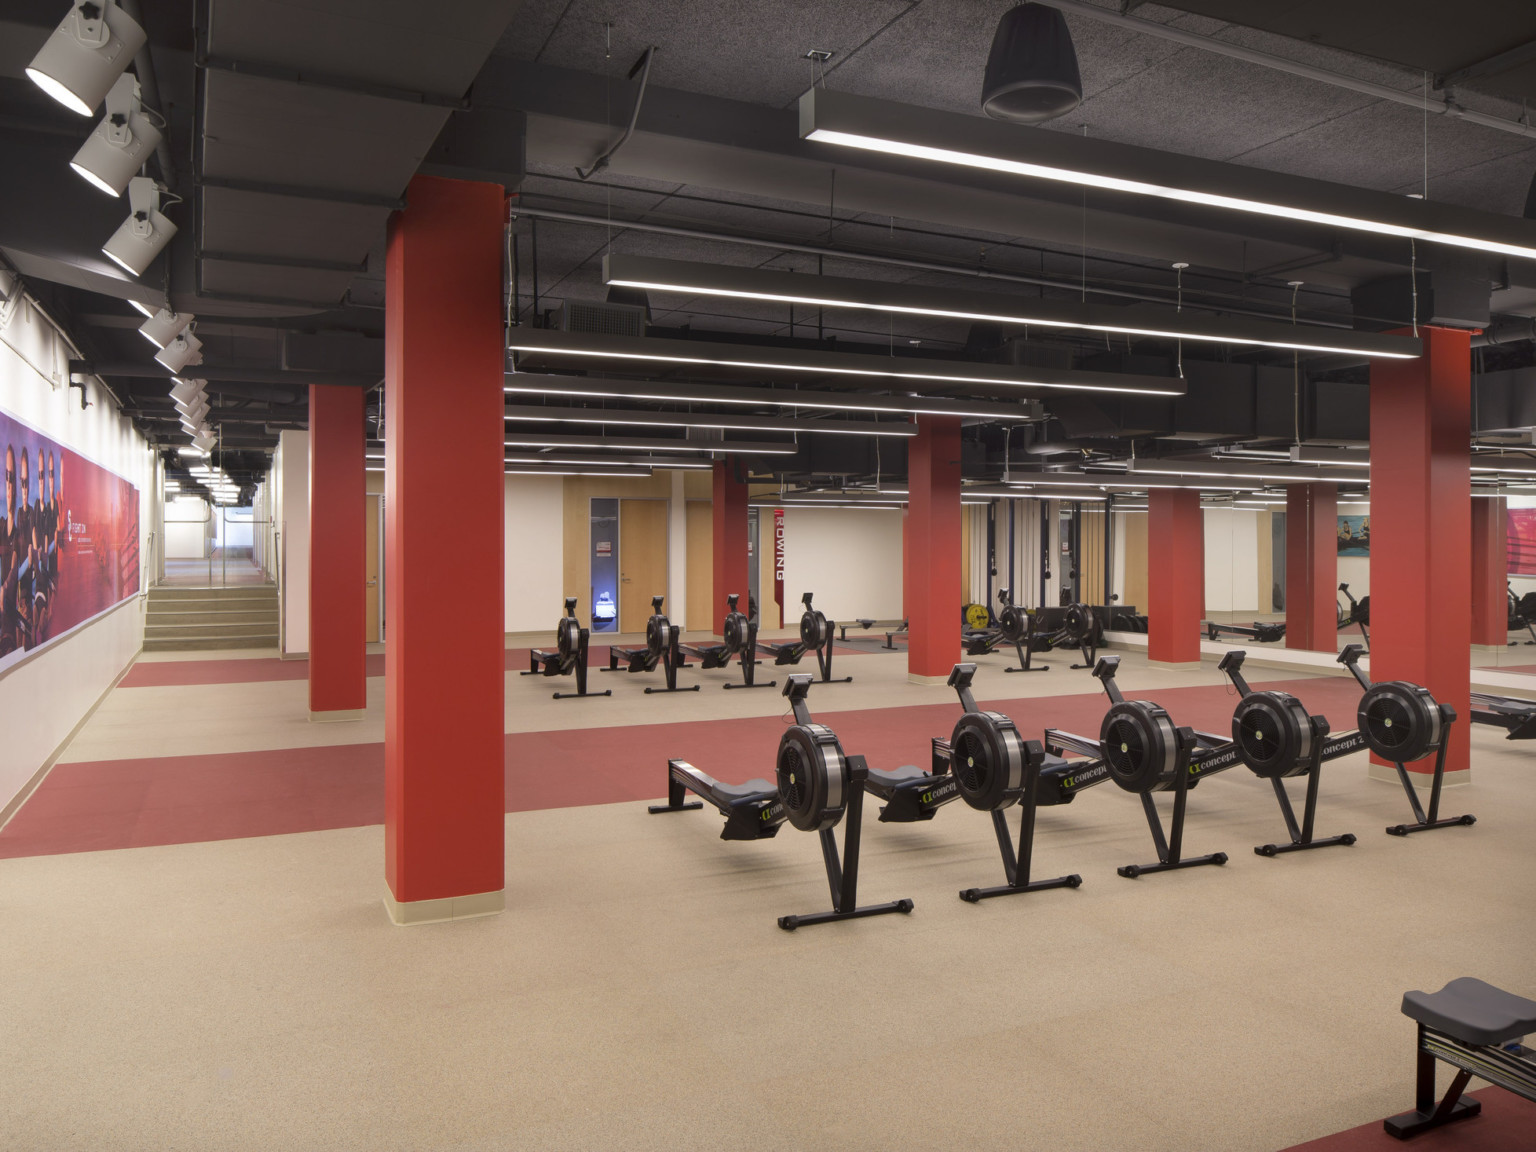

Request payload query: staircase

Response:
[144,585,280,651]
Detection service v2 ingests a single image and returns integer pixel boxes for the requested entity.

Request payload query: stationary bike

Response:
[521,597,610,699]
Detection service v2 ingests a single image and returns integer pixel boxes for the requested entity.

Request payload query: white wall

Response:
[780,507,904,623]
[0,270,152,817]
[503,473,564,632]
[1204,508,1260,612]
[274,430,309,656]
[164,496,210,557]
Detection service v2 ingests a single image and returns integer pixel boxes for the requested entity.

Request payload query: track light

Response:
[25,0,145,117]
[69,73,161,196]
[154,329,202,373]
[128,298,156,317]
[168,376,204,405]
[178,397,209,424]
[138,306,191,349]
[102,176,176,277]
[191,431,215,453]
[175,445,204,457]
[602,254,1421,360]
[800,86,1536,264]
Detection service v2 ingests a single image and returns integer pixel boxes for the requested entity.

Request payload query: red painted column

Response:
[1470,496,1507,648]
[712,457,748,632]
[383,176,506,922]
[1284,483,1338,652]
[1147,488,1203,665]
[1370,326,1471,778]
[308,385,366,718]
[906,416,962,681]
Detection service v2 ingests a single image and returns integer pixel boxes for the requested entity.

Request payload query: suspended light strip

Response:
[800,88,1536,264]
[1006,476,1254,491]
[503,370,1036,420]
[503,452,714,470]
[503,404,917,437]
[1132,461,1364,483]
[504,467,653,478]
[501,433,800,455]
[604,254,1422,360]
[510,330,1185,397]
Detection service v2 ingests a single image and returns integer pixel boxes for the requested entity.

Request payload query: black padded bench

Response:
[839,618,877,642]
[1383,976,1536,1139]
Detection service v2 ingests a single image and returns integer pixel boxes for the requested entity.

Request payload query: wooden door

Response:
[619,499,670,632]
[686,499,713,630]
[365,494,381,643]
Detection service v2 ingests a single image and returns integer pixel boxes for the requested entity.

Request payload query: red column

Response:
[308,385,366,718]
[1471,496,1507,647]
[712,458,748,633]
[1147,488,1203,665]
[906,416,962,681]
[1284,483,1338,652]
[383,176,506,923]
[1370,326,1471,778]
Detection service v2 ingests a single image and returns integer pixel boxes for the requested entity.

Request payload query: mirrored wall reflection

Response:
[1486,495,1536,676]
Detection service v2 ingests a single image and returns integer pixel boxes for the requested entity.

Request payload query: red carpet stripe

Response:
[1280,1088,1536,1150]
[0,676,1368,858]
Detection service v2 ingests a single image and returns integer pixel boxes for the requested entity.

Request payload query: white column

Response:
[667,469,688,632]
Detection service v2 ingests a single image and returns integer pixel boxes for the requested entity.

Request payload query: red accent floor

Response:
[1281,1089,1536,1150]
[0,676,1367,858]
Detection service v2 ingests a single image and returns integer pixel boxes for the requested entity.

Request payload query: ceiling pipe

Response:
[1033,0,1536,141]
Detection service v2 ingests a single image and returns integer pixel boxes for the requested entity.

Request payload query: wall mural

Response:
[1509,509,1536,577]
[0,408,139,668]
[1337,514,1370,557]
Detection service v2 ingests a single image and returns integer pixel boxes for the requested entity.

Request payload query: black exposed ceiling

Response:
[1,0,1535,478]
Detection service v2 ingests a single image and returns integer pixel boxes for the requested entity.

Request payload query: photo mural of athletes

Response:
[0,409,139,664]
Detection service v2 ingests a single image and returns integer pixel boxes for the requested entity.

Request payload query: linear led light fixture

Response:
[1289,446,1370,468]
[503,452,713,470]
[604,254,1422,361]
[800,87,1536,265]
[509,329,1185,398]
[1471,462,1536,475]
[503,370,1039,421]
[504,467,653,478]
[749,499,907,510]
[1132,460,1364,484]
[502,432,800,455]
[1007,475,1254,491]
[504,404,917,438]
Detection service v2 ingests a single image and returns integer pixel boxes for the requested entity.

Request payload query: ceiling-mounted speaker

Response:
[981,3,1083,124]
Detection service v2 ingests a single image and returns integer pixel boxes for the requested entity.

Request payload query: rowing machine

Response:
[1470,691,1536,739]
[521,597,611,700]
[677,593,774,690]
[601,595,700,693]
[1203,619,1287,644]
[757,592,851,684]
[1338,644,1474,836]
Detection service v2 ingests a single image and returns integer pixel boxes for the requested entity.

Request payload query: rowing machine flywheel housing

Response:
[1358,681,1443,764]
[1061,602,1093,646]
[1100,699,1181,793]
[776,722,848,832]
[645,612,672,657]
[723,610,748,652]
[1231,691,1313,779]
[949,711,1028,810]
[997,603,1029,645]
[800,608,831,650]
[556,616,580,662]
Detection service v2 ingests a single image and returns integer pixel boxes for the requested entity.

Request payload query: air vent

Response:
[556,301,647,338]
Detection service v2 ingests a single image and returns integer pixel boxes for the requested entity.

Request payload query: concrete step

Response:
[146,621,280,641]
[147,586,276,603]
[142,634,279,652]
[146,608,279,626]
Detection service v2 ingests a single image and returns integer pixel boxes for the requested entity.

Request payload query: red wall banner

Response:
[1510,508,1536,576]
[773,507,785,628]
[0,409,139,666]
